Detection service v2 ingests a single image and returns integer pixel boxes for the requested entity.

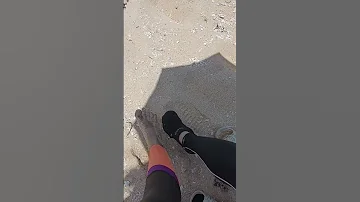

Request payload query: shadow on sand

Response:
[124,53,236,202]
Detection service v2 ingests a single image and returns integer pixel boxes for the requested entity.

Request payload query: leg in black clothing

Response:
[136,109,181,202]
[162,111,236,189]
[183,134,236,188]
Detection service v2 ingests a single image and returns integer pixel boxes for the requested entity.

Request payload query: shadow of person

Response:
[128,53,236,202]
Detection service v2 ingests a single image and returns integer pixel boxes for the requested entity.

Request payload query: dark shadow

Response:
[126,53,236,201]
[133,52,236,151]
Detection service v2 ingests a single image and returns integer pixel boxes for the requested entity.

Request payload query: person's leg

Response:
[162,111,236,189]
[135,109,181,202]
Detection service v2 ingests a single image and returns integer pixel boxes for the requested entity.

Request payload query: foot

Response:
[135,108,159,149]
[162,110,195,146]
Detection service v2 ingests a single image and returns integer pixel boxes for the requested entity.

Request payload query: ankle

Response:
[182,132,196,146]
[175,128,195,145]
[178,131,189,144]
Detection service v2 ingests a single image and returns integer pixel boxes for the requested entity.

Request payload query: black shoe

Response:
[162,111,195,154]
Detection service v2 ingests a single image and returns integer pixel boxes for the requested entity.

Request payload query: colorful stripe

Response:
[147,144,178,183]
[147,165,179,183]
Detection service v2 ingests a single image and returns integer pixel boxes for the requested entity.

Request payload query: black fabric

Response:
[192,193,205,202]
[184,133,236,188]
[162,111,194,145]
[162,110,236,188]
[141,170,181,202]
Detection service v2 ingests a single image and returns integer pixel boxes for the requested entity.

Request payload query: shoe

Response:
[190,190,217,202]
[162,110,194,146]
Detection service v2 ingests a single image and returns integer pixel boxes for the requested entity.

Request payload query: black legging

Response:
[182,133,236,188]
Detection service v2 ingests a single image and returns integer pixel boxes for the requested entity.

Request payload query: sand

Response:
[124,0,236,201]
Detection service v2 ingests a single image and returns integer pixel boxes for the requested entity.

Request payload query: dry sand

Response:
[124,0,236,201]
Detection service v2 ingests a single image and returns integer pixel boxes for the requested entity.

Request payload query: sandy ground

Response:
[124,0,236,201]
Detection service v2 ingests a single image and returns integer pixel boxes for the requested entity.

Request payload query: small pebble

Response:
[124,180,130,188]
